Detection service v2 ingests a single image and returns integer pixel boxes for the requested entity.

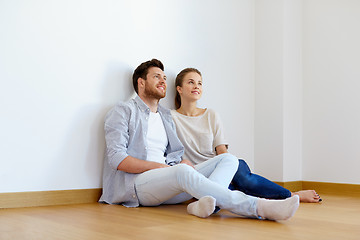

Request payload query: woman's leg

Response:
[231,159,291,199]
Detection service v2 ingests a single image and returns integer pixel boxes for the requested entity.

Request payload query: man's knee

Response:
[221,153,239,167]
[172,164,199,183]
[173,163,195,175]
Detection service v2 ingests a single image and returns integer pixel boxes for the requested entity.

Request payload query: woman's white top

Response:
[146,112,168,164]
[171,109,228,165]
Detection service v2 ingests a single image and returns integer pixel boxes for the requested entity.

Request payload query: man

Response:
[99,59,300,220]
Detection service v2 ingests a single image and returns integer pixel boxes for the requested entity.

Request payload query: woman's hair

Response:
[174,68,202,109]
[132,59,164,94]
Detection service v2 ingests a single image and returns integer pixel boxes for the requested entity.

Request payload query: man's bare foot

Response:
[292,190,322,203]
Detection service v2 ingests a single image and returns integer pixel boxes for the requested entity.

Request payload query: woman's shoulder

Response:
[204,108,220,117]
[170,109,179,117]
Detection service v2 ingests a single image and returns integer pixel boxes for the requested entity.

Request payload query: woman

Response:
[171,68,321,203]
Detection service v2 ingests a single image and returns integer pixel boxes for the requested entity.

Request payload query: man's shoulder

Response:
[114,98,136,109]
[105,98,137,118]
[158,104,171,114]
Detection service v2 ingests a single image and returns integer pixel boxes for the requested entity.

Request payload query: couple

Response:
[99,59,319,221]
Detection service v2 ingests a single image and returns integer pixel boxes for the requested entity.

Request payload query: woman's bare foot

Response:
[292,190,322,203]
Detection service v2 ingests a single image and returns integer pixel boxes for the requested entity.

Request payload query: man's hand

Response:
[117,156,169,173]
[180,159,195,168]
[155,162,171,169]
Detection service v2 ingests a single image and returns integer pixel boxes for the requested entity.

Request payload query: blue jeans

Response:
[134,153,259,218]
[230,159,291,199]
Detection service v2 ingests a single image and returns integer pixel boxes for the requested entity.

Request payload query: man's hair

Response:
[174,68,202,109]
[132,59,164,93]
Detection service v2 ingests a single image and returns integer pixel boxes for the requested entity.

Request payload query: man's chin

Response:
[157,93,166,99]
[151,92,166,100]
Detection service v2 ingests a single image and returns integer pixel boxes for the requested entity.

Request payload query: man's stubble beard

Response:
[144,83,166,100]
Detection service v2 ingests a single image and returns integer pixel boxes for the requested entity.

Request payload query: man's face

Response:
[143,67,167,99]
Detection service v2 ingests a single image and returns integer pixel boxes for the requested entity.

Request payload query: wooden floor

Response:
[1,194,359,240]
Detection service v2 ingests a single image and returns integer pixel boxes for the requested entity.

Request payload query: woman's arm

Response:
[215,144,228,155]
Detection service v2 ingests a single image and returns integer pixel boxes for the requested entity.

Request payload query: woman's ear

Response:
[176,85,182,94]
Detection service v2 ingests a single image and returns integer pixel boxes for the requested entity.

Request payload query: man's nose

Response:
[160,77,166,83]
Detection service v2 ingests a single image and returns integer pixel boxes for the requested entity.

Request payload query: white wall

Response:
[303,0,360,184]
[254,0,303,182]
[254,0,360,184]
[254,0,284,181]
[2,0,359,194]
[0,0,255,193]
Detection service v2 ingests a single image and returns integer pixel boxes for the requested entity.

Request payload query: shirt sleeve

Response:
[164,115,184,166]
[104,104,131,170]
[211,110,229,149]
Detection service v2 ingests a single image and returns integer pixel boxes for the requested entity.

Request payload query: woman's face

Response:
[177,72,203,102]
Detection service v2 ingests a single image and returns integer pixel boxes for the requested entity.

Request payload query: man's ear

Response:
[138,78,145,90]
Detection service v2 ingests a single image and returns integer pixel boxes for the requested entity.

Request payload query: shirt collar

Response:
[134,95,170,116]
[134,95,150,112]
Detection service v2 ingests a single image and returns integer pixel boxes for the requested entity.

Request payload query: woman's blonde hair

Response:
[174,68,202,109]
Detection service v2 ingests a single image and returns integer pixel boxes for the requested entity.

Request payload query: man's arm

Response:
[117,155,169,173]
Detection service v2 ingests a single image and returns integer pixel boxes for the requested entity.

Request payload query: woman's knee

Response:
[237,159,251,173]
[233,159,252,184]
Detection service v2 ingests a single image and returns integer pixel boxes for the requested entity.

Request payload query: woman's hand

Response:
[215,144,228,155]
[180,159,195,168]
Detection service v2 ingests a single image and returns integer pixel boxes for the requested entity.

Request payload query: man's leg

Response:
[195,153,239,188]
[135,159,299,220]
[161,153,238,205]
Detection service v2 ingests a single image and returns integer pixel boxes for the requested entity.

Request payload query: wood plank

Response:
[0,194,359,240]
[0,188,102,208]
[1,181,359,209]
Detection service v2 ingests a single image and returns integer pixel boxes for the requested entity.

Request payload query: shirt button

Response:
[133,195,136,198]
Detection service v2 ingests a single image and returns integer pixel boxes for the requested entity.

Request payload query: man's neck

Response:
[139,95,159,113]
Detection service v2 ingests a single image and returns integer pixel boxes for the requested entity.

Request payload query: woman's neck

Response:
[177,101,205,117]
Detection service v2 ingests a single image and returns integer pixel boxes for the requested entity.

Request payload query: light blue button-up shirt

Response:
[99,96,184,207]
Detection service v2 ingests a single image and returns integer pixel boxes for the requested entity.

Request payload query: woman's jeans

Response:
[230,159,291,199]
[134,153,259,218]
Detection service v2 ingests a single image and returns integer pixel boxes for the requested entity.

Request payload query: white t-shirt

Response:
[171,109,228,165]
[146,112,168,164]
